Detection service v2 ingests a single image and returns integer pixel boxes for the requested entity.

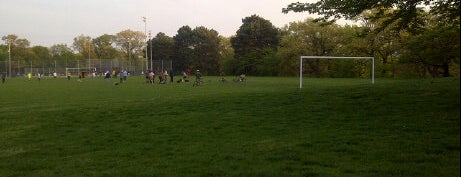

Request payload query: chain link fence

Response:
[0,59,172,77]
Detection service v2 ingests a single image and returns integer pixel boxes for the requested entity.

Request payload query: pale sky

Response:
[0,0,320,47]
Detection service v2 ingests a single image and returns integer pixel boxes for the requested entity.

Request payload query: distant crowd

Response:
[1,69,247,85]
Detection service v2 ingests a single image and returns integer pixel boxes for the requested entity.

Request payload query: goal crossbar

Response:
[300,56,375,88]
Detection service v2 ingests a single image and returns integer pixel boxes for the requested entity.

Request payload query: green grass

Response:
[0,76,459,177]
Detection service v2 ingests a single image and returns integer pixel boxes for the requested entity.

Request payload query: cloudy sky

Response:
[0,0,320,47]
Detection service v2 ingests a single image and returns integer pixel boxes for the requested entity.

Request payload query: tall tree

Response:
[30,46,52,71]
[0,45,7,63]
[50,44,76,69]
[49,44,77,72]
[93,34,119,59]
[72,34,95,60]
[30,46,51,62]
[190,26,221,75]
[283,0,460,33]
[230,15,279,75]
[50,44,73,58]
[173,26,195,72]
[217,36,235,75]
[400,26,460,77]
[2,34,31,66]
[114,30,146,59]
[173,26,221,75]
[278,19,348,77]
[149,32,174,71]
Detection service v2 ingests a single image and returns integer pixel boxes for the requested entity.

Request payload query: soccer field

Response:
[0,76,459,176]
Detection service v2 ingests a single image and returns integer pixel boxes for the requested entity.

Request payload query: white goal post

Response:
[299,56,375,88]
[65,67,96,76]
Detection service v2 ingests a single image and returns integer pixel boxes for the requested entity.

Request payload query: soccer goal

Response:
[66,67,96,77]
[299,56,375,88]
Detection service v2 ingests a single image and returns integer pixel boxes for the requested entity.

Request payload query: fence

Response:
[0,59,172,77]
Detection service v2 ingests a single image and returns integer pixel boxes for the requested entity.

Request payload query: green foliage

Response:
[72,34,95,58]
[0,46,7,62]
[400,26,460,77]
[0,77,459,176]
[149,32,174,61]
[2,4,460,78]
[30,46,51,60]
[190,26,221,75]
[243,48,279,76]
[283,0,460,34]
[217,36,235,75]
[231,15,279,75]
[114,29,146,59]
[231,15,279,56]
[220,58,240,77]
[1,35,30,65]
[173,26,195,71]
[93,34,120,59]
[278,19,365,77]
[173,26,221,75]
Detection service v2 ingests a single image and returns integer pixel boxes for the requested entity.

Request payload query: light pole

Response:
[142,16,148,71]
[88,40,91,75]
[149,31,153,71]
[128,41,131,71]
[7,40,11,77]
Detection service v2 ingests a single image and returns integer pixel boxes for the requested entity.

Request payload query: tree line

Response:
[1,0,459,77]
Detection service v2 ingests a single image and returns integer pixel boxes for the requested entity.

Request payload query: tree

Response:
[0,45,7,63]
[113,29,146,72]
[93,34,120,59]
[190,26,221,75]
[217,36,235,75]
[283,0,460,33]
[72,34,95,60]
[230,15,279,75]
[2,34,31,68]
[114,29,146,61]
[30,46,52,71]
[400,26,460,77]
[50,44,76,70]
[149,32,174,71]
[278,19,344,77]
[173,26,195,72]
[30,46,51,62]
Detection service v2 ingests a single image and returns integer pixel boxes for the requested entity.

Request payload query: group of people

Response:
[103,70,128,83]
[1,69,246,86]
[145,69,174,84]
[144,69,206,86]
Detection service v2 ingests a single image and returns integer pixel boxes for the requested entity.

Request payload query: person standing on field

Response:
[123,70,128,82]
[120,70,125,83]
[105,71,111,83]
[1,73,5,84]
[169,69,174,83]
[193,70,202,86]
[148,70,154,84]
[182,71,187,82]
[186,69,191,79]
[160,70,166,84]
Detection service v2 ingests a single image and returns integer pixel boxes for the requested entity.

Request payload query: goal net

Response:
[65,67,96,77]
[299,56,375,88]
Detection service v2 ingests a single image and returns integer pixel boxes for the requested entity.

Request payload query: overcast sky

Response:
[0,0,320,47]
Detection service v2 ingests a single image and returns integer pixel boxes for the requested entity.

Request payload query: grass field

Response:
[0,76,459,177]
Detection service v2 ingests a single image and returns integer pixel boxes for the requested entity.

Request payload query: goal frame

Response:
[299,56,375,88]
[65,67,96,76]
